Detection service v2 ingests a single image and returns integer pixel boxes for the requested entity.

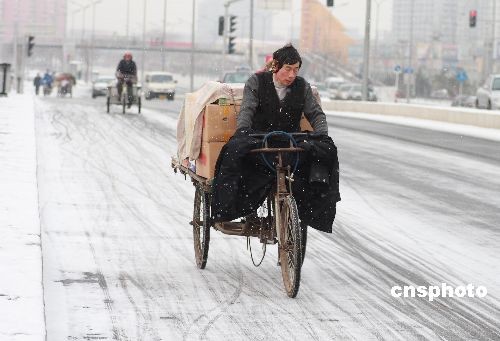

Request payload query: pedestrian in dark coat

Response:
[33,73,41,95]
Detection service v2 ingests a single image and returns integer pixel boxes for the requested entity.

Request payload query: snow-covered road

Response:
[33,95,500,340]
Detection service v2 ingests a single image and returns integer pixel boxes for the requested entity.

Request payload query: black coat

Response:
[211,132,340,233]
[116,59,137,76]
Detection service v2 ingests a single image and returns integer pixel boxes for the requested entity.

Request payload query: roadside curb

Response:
[323,100,500,130]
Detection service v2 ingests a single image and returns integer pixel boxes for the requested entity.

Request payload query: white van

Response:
[476,74,500,109]
[144,72,177,100]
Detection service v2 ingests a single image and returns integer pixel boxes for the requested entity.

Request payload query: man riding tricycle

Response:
[173,44,340,298]
[106,52,142,114]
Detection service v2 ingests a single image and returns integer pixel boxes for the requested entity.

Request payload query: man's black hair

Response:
[272,43,302,71]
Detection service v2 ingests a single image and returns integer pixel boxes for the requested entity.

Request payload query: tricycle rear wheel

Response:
[278,196,302,298]
[193,185,210,269]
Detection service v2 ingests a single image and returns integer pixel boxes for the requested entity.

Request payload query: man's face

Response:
[124,55,132,61]
[275,62,300,86]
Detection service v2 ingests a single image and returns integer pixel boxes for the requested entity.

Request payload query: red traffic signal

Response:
[469,10,477,28]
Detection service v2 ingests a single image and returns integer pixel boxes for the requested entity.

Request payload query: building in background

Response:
[0,0,67,44]
[391,0,458,71]
[391,0,499,82]
[392,0,457,46]
[300,0,352,64]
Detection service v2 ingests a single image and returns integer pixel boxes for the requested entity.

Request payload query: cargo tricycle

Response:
[172,131,307,298]
[106,78,141,114]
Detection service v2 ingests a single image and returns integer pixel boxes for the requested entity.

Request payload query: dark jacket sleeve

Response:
[132,61,137,76]
[237,74,259,130]
[303,82,328,135]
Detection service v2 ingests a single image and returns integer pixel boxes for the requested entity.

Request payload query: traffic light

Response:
[229,15,237,33]
[326,0,334,6]
[469,10,477,28]
[218,16,224,36]
[228,36,236,54]
[228,16,237,54]
[27,35,35,57]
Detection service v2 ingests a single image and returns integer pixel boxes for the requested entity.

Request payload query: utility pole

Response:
[406,0,415,103]
[492,0,497,74]
[373,0,387,75]
[81,5,88,45]
[222,2,229,70]
[361,0,372,101]
[142,0,147,86]
[162,0,167,71]
[89,0,101,83]
[126,0,130,41]
[190,0,196,91]
[13,0,19,93]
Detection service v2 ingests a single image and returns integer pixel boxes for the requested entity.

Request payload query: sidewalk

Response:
[0,92,45,340]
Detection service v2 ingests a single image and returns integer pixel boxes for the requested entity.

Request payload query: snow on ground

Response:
[0,93,45,340]
[1,87,500,339]
[326,110,500,142]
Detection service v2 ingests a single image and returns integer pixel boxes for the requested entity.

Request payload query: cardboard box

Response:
[300,114,314,131]
[202,104,240,142]
[195,141,225,179]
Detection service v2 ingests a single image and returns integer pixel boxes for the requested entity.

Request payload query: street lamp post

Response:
[126,0,130,42]
[406,0,415,103]
[361,0,372,101]
[68,0,86,39]
[373,0,387,74]
[81,5,89,44]
[190,0,196,91]
[162,0,167,71]
[142,0,147,86]
[491,0,497,74]
[89,0,102,83]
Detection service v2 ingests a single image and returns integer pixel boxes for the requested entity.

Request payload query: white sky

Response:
[67,0,393,39]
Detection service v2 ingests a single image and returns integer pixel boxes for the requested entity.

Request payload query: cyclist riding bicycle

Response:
[211,44,340,235]
[116,51,137,108]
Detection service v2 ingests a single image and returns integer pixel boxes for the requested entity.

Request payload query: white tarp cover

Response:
[176,81,244,161]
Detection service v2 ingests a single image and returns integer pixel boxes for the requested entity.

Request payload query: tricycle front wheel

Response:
[278,196,302,298]
[193,185,210,269]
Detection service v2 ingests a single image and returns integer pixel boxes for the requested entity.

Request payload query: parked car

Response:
[92,76,115,98]
[220,70,252,83]
[430,88,450,99]
[143,72,177,100]
[310,82,329,100]
[324,76,344,99]
[451,95,476,108]
[476,74,500,109]
[336,83,377,101]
